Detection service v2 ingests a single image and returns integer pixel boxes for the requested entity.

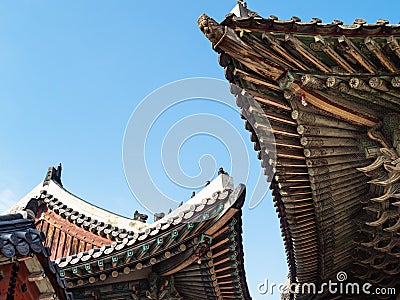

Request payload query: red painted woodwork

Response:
[36,209,112,259]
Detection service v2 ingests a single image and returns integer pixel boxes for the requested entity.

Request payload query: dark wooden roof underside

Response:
[199,5,400,298]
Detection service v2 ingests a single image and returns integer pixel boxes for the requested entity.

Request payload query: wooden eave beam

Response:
[292,109,363,131]
[234,68,281,91]
[314,35,356,73]
[198,15,285,80]
[256,109,296,126]
[161,253,199,277]
[242,34,297,69]
[338,35,377,73]
[285,34,332,73]
[387,36,400,61]
[327,78,400,113]
[301,136,359,148]
[205,208,239,236]
[244,89,291,111]
[365,37,398,72]
[287,82,377,127]
[262,33,308,71]
[297,124,362,138]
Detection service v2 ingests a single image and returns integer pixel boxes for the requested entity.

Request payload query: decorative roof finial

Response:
[230,0,258,18]
[218,167,229,175]
[43,163,63,187]
[133,210,148,223]
[238,0,247,7]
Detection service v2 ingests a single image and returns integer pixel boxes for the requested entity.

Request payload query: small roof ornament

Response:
[229,1,259,19]
[230,1,249,18]
[43,163,63,187]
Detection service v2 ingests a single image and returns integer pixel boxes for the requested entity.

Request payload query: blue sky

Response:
[1,1,399,299]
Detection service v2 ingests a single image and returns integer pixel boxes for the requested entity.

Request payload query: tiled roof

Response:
[0,214,45,258]
[0,212,71,299]
[7,168,252,299]
[222,2,400,36]
[41,190,134,240]
[8,169,151,260]
[223,15,400,36]
[55,176,251,299]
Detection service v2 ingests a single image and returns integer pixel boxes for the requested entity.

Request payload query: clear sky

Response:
[1,1,399,299]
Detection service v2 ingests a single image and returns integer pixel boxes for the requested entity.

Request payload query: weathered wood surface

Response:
[199,4,400,294]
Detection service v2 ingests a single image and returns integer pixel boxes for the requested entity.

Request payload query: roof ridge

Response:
[55,185,238,266]
[39,190,136,242]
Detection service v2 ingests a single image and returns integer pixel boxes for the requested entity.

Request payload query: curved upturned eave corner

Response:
[54,177,252,300]
[197,3,400,291]
[5,165,254,300]
[1,169,253,299]
[197,12,311,284]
